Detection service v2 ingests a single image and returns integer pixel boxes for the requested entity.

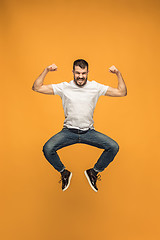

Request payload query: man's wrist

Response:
[44,67,49,73]
[116,71,121,77]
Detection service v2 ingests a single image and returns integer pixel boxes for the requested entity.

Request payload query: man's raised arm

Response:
[32,63,58,95]
[105,65,127,97]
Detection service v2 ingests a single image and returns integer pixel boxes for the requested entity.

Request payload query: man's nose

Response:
[79,73,83,78]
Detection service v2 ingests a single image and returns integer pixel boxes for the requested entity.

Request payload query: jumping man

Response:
[32,59,127,192]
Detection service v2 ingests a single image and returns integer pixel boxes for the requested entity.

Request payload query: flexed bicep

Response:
[105,86,125,97]
[32,84,54,95]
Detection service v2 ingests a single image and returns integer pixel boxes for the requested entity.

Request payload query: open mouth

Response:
[77,79,84,81]
[77,81,84,84]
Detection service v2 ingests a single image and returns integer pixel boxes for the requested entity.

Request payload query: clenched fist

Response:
[47,63,58,71]
[109,65,119,74]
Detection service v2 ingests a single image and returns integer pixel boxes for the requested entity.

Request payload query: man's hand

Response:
[47,63,58,71]
[109,65,119,74]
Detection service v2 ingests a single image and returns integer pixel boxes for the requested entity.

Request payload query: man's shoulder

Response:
[89,80,107,87]
[52,81,70,87]
[90,80,97,84]
[88,80,99,87]
[85,80,97,85]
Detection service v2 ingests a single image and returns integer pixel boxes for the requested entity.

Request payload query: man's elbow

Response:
[120,89,127,97]
[123,90,127,96]
[32,85,38,92]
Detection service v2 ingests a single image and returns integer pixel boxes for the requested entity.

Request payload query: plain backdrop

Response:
[0,0,160,239]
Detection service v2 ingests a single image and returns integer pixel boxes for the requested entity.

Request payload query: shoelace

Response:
[58,176,67,183]
[58,178,62,183]
[96,173,102,181]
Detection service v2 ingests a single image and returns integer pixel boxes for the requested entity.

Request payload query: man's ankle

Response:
[60,168,66,174]
[92,168,99,176]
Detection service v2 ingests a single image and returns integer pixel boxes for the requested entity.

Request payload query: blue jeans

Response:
[42,127,119,173]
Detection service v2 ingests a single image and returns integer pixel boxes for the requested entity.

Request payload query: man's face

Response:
[72,66,89,87]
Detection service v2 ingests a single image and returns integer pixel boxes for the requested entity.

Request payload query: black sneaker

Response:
[59,169,72,191]
[84,169,101,192]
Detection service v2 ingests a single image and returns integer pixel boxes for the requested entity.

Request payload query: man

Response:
[32,59,127,192]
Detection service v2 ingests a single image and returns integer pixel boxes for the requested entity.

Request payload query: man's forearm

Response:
[116,72,127,95]
[32,68,49,90]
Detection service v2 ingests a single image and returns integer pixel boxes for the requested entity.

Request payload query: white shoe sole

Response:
[84,170,98,192]
[63,172,72,191]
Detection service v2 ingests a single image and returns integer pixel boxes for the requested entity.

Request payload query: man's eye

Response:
[76,72,86,74]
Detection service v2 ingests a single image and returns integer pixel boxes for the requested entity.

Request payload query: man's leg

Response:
[80,129,119,172]
[42,127,79,172]
[80,129,119,192]
[42,127,79,191]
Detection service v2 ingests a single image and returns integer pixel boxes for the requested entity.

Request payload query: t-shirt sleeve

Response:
[51,82,65,97]
[96,82,109,97]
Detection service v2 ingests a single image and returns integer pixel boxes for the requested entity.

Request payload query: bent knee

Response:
[111,141,119,154]
[42,144,47,155]
[42,143,53,155]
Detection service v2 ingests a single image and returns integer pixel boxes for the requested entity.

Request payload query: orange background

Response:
[0,0,160,239]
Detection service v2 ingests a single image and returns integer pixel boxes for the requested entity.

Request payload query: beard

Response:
[73,76,88,87]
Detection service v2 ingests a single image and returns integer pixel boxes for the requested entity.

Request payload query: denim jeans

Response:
[42,127,119,173]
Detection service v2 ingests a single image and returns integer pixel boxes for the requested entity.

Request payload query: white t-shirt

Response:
[52,80,109,131]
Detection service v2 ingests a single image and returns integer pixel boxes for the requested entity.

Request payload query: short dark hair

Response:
[73,59,88,71]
